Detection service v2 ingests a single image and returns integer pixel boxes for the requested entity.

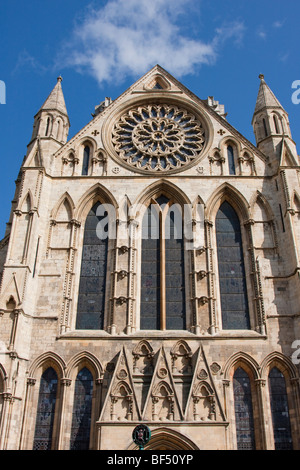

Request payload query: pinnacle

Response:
[39,76,68,117]
[253,74,283,115]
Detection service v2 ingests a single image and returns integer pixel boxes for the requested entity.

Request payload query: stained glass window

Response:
[233,367,255,450]
[82,146,90,176]
[165,208,186,330]
[141,205,160,329]
[216,201,250,329]
[268,367,293,450]
[140,197,186,330]
[76,202,108,329]
[227,145,235,175]
[33,367,58,450]
[70,368,94,450]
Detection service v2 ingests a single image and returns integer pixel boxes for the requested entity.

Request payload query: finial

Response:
[259,74,265,81]
[57,76,63,82]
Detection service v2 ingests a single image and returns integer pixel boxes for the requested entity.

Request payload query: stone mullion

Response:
[60,220,80,334]
[238,156,244,175]
[0,392,13,450]
[109,236,118,335]
[254,378,267,450]
[0,392,14,450]
[190,248,198,333]
[222,379,234,449]
[19,377,36,450]
[245,219,266,334]
[126,220,137,334]
[57,378,71,450]
[160,211,166,330]
[205,219,216,334]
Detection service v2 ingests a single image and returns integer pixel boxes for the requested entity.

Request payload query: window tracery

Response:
[112,104,206,173]
[140,195,186,330]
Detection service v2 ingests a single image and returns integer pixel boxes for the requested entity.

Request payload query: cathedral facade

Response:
[0,65,299,450]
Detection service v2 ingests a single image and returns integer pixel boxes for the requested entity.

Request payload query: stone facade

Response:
[0,65,299,450]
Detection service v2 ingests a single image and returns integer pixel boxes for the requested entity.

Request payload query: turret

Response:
[252,74,298,167]
[27,76,70,161]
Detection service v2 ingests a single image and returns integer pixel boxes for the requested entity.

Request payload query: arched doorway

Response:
[128,427,199,450]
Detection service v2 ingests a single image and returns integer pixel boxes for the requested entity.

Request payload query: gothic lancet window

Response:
[227,145,236,175]
[70,368,94,450]
[45,117,51,137]
[216,201,250,329]
[233,367,256,450]
[140,196,186,330]
[263,118,268,137]
[76,202,108,330]
[273,115,279,134]
[33,367,58,450]
[82,145,90,176]
[268,367,293,450]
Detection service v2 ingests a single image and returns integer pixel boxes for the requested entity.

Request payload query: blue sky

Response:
[1,0,300,238]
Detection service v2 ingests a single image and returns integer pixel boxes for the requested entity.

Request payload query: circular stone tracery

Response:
[112,104,206,172]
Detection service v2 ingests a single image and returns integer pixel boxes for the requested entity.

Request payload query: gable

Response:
[53,65,268,177]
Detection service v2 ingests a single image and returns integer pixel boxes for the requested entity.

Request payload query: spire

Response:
[251,74,297,167]
[39,76,68,117]
[28,76,70,156]
[253,74,284,116]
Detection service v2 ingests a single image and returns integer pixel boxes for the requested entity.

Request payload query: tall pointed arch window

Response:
[263,118,268,137]
[227,145,236,175]
[45,117,51,137]
[82,145,90,176]
[70,367,94,450]
[140,195,186,330]
[233,367,256,450]
[76,202,108,330]
[216,201,250,329]
[273,115,280,134]
[268,367,293,450]
[33,367,58,450]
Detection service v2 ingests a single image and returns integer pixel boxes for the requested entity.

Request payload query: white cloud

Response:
[12,50,48,75]
[273,20,285,28]
[58,0,245,85]
[256,27,267,40]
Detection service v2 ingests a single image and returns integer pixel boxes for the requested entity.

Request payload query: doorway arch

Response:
[128,427,199,450]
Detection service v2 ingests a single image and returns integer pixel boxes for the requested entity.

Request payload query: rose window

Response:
[112,104,206,172]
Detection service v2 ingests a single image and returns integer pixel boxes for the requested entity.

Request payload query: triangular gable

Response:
[142,346,183,421]
[53,64,267,167]
[185,345,226,422]
[22,138,44,168]
[98,347,141,422]
[0,270,23,307]
[279,138,299,167]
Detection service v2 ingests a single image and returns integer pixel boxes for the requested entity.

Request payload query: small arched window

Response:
[45,117,51,137]
[227,145,235,175]
[82,145,90,176]
[216,201,250,329]
[263,118,268,137]
[56,119,61,140]
[76,202,108,330]
[273,115,279,134]
[70,367,94,450]
[268,367,293,450]
[33,367,58,450]
[140,195,186,330]
[233,367,256,450]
